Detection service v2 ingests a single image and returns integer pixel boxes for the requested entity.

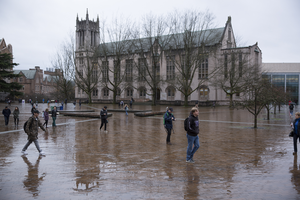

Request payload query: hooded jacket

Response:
[187,114,199,136]
[25,116,46,140]
[2,108,11,117]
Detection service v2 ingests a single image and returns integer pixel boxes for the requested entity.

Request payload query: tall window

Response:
[93,89,98,97]
[102,61,109,82]
[224,54,228,78]
[199,86,209,97]
[167,87,175,97]
[125,59,133,82]
[19,77,23,82]
[114,60,121,83]
[198,58,208,79]
[138,58,146,81]
[127,88,133,97]
[166,56,175,80]
[139,88,146,97]
[239,53,243,77]
[92,70,98,82]
[103,88,109,97]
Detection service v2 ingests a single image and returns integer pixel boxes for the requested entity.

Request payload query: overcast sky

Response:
[1,0,299,70]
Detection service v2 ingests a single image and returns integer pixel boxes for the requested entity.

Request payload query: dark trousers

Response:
[14,117,19,126]
[166,128,171,143]
[4,116,9,125]
[293,134,300,153]
[22,139,41,152]
[100,119,107,130]
[43,120,48,127]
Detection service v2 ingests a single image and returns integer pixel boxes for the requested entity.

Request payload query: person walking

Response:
[100,106,108,132]
[51,106,57,127]
[292,112,300,155]
[186,107,200,163]
[79,100,82,108]
[130,99,133,108]
[21,110,46,155]
[290,103,295,117]
[13,107,20,127]
[2,106,11,126]
[31,106,36,115]
[163,107,176,145]
[124,104,128,116]
[43,108,49,128]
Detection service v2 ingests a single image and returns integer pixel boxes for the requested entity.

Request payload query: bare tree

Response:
[74,48,102,104]
[131,13,172,105]
[164,10,220,106]
[51,35,76,101]
[98,17,134,104]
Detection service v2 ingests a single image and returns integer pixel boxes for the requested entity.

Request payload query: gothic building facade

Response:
[75,11,262,105]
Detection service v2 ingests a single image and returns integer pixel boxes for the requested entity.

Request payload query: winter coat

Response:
[2,108,11,117]
[13,109,19,118]
[100,109,108,119]
[187,114,199,137]
[51,109,57,118]
[164,111,175,130]
[25,116,46,140]
[44,111,49,120]
[293,118,300,135]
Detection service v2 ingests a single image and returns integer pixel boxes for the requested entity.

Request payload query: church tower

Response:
[76,9,100,51]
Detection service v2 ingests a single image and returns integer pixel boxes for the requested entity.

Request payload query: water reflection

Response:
[22,155,46,197]
[184,165,200,199]
[290,155,300,194]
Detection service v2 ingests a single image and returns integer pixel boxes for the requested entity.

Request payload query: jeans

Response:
[186,134,200,161]
[126,110,128,115]
[293,133,300,153]
[100,119,107,130]
[166,128,171,143]
[52,117,56,126]
[22,139,42,152]
[4,116,9,125]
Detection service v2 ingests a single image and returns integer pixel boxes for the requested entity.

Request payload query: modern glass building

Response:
[262,63,300,104]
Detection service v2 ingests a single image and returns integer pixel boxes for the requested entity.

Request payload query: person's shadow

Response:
[290,155,300,194]
[22,155,46,197]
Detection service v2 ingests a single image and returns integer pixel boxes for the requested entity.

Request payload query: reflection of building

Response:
[12,67,59,101]
[262,63,300,104]
[75,11,262,105]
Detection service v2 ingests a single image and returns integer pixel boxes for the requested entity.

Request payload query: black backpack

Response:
[290,104,294,110]
[184,117,189,131]
[23,117,33,134]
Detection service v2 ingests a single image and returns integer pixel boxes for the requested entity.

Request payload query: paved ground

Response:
[0,102,299,199]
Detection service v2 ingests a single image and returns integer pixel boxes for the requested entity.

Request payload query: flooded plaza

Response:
[0,102,299,199]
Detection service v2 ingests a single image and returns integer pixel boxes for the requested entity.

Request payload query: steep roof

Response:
[13,70,36,79]
[97,27,225,56]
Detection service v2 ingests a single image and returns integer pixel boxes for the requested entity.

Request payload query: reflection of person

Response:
[184,165,200,199]
[124,104,128,116]
[22,110,46,155]
[292,112,300,155]
[163,107,176,145]
[290,155,300,194]
[2,106,11,126]
[13,106,20,127]
[22,155,46,196]
[100,106,108,131]
[52,106,57,127]
[186,107,200,163]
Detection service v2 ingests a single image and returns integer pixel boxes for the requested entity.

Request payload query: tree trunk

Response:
[113,90,116,104]
[274,105,277,114]
[266,107,270,120]
[88,93,92,105]
[229,94,234,109]
[254,114,258,128]
[184,95,188,107]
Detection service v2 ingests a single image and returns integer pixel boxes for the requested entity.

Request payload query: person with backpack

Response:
[13,106,20,127]
[21,110,46,155]
[2,106,11,126]
[186,107,200,163]
[100,106,108,132]
[290,103,295,117]
[52,106,57,127]
[163,107,176,145]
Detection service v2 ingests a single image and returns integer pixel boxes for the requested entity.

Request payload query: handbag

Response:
[289,130,294,137]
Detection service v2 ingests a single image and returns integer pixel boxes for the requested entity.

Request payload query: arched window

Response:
[93,89,98,97]
[139,87,146,97]
[126,88,133,97]
[103,88,109,97]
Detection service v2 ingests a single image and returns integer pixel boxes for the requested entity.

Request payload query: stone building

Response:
[75,11,263,105]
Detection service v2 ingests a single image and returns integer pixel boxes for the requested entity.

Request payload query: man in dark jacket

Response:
[163,107,176,145]
[2,106,11,126]
[100,106,108,132]
[186,107,200,163]
[21,110,46,155]
[51,106,57,127]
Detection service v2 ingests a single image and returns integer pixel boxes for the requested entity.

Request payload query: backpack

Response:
[289,104,294,110]
[184,117,189,131]
[23,117,33,134]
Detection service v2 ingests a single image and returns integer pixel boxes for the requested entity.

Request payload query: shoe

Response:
[293,152,297,155]
[190,158,195,163]
[186,159,194,163]
[39,151,46,156]
[21,151,28,155]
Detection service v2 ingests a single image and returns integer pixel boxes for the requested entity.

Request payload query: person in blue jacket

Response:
[292,112,300,155]
[163,107,176,145]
